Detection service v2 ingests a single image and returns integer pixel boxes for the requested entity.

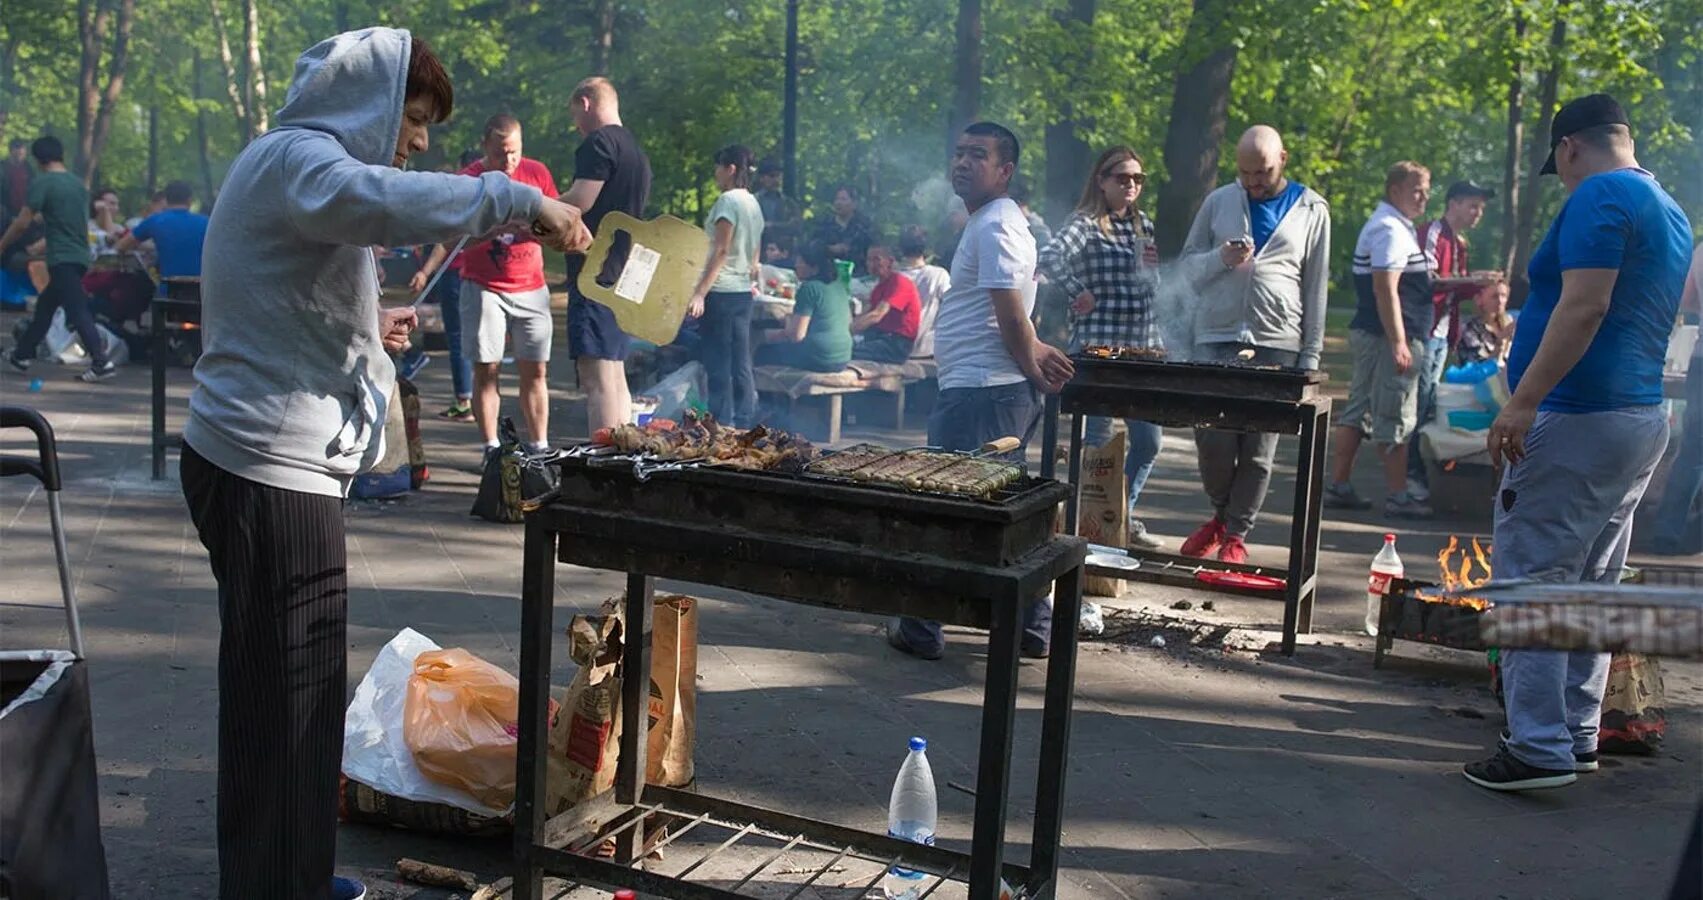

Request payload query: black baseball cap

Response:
[1445,181,1495,202]
[757,158,783,176]
[1541,93,1630,175]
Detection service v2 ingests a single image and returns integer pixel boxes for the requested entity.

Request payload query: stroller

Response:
[0,407,112,899]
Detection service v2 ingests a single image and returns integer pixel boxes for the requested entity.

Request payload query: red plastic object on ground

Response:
[1194,570,1286,592]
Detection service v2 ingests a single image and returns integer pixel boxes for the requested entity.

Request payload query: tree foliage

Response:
[3,0,1697,273]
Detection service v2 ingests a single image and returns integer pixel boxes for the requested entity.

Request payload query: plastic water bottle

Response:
[883,736,937,900]
[1366,533,1404,636]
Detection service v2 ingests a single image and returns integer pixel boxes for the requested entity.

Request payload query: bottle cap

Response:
[909,736,927,752]
[1384,533,1396,543]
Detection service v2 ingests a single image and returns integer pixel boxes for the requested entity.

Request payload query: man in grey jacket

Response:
[1175,126,1331,563]
[181,28,588,900]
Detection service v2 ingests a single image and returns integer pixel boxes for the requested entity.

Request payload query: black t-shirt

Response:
[567,124,652,288]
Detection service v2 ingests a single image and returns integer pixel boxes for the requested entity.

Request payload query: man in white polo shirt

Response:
[886,121,1074,661]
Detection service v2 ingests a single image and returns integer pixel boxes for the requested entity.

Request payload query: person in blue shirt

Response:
[115,180,210,291]
[1464,94,1693,794]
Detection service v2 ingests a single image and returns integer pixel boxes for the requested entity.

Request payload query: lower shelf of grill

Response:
[533,785,1033,900]
[1083,549,1299,600]
[1373,591,1488,668]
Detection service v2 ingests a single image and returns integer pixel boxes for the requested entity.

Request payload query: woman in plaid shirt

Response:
[1039,146,1166,549]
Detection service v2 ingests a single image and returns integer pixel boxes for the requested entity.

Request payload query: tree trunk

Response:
[209,0,251,138]
[1043,0,1096,225]
[949,0,982,151]
[194,52,218,206]
[0,38,17,138]
[590,0,615,76]
[75,0,135,182]
[243,0,268,135]
[146,104,159,196]
[1498,7,1526,274]
[1155,0,1237,259]
[1509,10,1568,307]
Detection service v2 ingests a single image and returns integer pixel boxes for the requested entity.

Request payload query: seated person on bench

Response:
[850,243,920,363]
[755,241,852,373]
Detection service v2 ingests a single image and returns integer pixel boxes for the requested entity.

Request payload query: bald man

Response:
[562,76,653,433]
[1176,126,1332,563]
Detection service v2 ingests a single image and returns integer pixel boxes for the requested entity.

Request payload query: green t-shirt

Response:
[706,187,765,294]
[792,278,854,370]
[27,171,91,269]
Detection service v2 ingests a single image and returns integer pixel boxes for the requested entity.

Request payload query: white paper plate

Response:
[1086,552,1141,571]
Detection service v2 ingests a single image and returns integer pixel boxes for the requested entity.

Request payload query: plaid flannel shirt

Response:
[1039,210,1162,350]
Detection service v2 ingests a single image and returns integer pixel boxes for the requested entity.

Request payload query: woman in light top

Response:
[687,144,765,426]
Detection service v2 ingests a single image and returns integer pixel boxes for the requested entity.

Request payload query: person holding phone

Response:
[1175,125,1331,563]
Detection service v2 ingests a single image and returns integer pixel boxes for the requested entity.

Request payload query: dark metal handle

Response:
[0,405,62,491]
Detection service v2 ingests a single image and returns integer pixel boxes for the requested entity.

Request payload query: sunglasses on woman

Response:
[1104,171,1146,186]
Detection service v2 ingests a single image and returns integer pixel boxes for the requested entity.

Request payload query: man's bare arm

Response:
[561,179,605,214]
[851,301,890,334]
[1371,269,1407,346]
[991,287,1073,391]
[0,207,36,255]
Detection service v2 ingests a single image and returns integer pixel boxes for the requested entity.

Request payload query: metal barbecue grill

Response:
[1041,354,1332,654]
[511,451,1088,900]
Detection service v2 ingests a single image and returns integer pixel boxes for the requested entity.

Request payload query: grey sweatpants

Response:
[1191,343,1300,537]
[1497,405,1668,771]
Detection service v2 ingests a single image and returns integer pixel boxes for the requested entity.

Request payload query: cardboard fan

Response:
[575,211,710,346]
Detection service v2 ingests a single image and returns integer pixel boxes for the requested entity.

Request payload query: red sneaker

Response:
[1180,518,1226,558]
[1216,535,1249,565]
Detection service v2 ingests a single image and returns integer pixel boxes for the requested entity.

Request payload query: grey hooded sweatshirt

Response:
[1177,181,1332,369]
[186,28,544,497]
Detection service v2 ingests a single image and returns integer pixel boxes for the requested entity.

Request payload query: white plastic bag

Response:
[1078,600,1106,637]
[341,628,504,816]
[40,311,127,366]
[642,361,707,423]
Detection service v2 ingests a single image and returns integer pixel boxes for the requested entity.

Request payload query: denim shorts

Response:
[566,292,630,361]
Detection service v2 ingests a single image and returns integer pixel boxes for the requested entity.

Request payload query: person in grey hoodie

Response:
[1174,125,1331,564]
[179,28,589,900]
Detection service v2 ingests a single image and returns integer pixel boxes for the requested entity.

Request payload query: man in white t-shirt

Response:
[887,122,1074,661]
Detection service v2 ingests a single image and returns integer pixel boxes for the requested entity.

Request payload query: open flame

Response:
[1416,536,1492,610]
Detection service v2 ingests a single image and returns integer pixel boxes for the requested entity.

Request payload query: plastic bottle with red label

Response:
[1366,533,1404,636]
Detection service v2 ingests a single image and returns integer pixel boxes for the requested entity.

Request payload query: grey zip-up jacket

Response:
[1177,182,1332,369]
[186,28,544,496]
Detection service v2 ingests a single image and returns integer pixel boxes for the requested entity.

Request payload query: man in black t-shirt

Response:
[561,76,653,433]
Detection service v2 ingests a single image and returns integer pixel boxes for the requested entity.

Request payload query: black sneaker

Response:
[1324,482,1372,510]
[885,618,943,661]
[1498,729,1600,772]
[5,353,30,373]
[1463,747,1577,791]
[1021,637,1050,659]
[1383,491,1434,519]
[78,362,118,383]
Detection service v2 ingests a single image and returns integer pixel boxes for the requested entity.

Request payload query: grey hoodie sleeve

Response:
[1296,201,1332,370]
[1179,192,1225,289]
[281,144,545,248]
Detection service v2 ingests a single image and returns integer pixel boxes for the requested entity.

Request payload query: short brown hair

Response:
[483,113,521,140]
[571,76,617,107]
[1385,161,1429,193]
[406,35,453,123]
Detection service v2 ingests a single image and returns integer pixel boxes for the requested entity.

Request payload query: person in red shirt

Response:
[851,243,921,362]
[416,115,559,457]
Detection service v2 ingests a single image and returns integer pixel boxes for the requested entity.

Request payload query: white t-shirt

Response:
[932,197,1037,389]
[896,261,951,358]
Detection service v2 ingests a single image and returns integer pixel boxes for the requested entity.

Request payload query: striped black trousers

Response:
[182,445,346,900]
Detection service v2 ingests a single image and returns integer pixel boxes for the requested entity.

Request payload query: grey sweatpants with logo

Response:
[1496,405,1668,771]
[1191,342,1301,537]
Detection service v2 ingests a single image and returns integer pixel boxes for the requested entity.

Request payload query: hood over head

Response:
[275,27,410,167]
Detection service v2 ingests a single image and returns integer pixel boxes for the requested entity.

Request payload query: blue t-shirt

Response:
[1248,180,1306,252]
[133,208,210,281]
[1508,168,1692,413]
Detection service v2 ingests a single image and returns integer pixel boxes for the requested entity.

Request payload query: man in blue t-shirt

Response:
[1463,94,1693,794]
[115,180,209,291]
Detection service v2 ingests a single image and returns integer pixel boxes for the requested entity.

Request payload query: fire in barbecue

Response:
[1415,535,1492,610]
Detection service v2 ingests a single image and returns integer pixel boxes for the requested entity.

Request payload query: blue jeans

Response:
[698,291,757,426]
[1496,406,1668,771]
[1653,355,1702,553]
[897,382,1051,656]
[436,269,472,399]
[1082,417,1163,509]
[1406,335,1451,486]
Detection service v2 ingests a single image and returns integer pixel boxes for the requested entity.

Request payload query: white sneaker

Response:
[1128,516,1163,551]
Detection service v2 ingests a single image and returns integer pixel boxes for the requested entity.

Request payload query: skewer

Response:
[780,845,855,900]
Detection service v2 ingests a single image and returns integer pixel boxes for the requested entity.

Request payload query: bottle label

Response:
[1368,571,1394,596]
[887,827,935,880]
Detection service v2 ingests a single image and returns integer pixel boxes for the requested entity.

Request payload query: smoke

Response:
[1151,258,1199,360]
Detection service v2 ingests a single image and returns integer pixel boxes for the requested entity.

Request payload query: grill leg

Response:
[615,572,654,864]
[970,592,1022,900]
[1282,403,1327,655]
[513,519,558,900]
[1064,414,1085,534]
[151,298,167,480]
[1040,394,1060,480]
[1029,563,1083,896]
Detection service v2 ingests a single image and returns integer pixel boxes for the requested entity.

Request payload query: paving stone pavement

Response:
[1,339,1698,900]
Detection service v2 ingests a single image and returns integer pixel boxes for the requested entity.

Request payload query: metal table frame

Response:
[514,499,1088,900]
[149,278,200,480]
[1039,383,1330,656]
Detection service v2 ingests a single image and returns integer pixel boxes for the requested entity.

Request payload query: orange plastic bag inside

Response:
[403,648,521,811]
